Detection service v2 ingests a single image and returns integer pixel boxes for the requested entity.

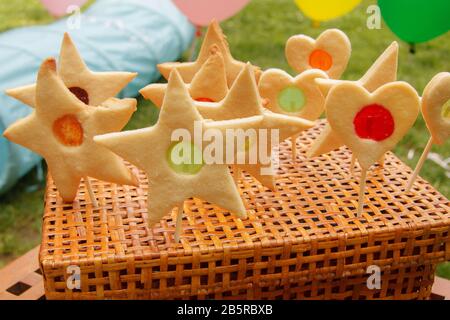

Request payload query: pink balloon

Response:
[40,0,88,17]
[172,0,251,26]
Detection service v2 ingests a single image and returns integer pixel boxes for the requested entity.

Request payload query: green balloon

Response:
[378,0,449,44]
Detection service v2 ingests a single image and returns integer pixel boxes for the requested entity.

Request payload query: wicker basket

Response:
[39,121,450,300]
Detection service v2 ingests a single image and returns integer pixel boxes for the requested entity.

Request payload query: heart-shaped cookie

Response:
[258,69,328,121]
[422,72,450,145]
[327,82,420,171]
[285,29,351,79]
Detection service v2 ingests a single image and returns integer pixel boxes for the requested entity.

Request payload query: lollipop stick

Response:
[350,154,356,175]
[291,134,299,161]
[174,204,184,243]
[406,137,433,193]
[378,154,385,169]
[357,169,367,218]
[85,176,98,208]
[188,26,203,62]
[188,37,199,62]
[233,165,241,182]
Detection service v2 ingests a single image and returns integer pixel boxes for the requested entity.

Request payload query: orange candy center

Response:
[53,115,84,147]
[309,49,333,71]
[194,97,215,103]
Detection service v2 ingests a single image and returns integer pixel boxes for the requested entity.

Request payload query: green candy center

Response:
[442,99,450,120]
[167,141,204,175]
[278,87,306,113]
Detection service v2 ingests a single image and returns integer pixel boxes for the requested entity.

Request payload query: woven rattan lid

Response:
[40,121,450,266]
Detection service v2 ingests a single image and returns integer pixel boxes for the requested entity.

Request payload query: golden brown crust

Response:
[421,72,450,145]
[259,68,328,121]
[3,58,138,202]
[96,70,252,226]
[286,29,351,79]
[141,46,228,107]
[158,20,261,86]
[326,82,420,170]
[6,33,136,108]
[307,42,399,158]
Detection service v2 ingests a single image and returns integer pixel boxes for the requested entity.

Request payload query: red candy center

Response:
[353,104,394,142]
[69,87,89,105]
[195,97,215,103]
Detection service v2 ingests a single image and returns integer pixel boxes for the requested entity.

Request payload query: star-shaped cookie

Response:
[6,33,137,108]
[158,20,261,86]
[307,42,399,158]
[3,58,138,202]
[141,45,228,107]
[94,70,251,226]
[194,64,315,189]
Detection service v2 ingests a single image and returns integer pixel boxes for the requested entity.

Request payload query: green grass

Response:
[0,0,448,280]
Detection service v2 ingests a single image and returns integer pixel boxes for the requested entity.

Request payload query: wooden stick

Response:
[174,204,184,243]
[291,134,298,161]
[406,137,433,193]
[350,154,356,175]
[357,169,367,218]
[188,26,203,62]
[233,165,241,183]
[188,37,199,62]
[85,176,98,208]
[378,154,385,168]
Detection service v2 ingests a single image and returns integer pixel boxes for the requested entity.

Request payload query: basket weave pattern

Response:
[40,121,450,300]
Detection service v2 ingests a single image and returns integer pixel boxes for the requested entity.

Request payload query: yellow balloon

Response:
[294,0,362,22]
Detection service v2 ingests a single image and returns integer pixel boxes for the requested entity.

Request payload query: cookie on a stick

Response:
[326,81,420,217]
[258,68,328,160]
[95,70,261,242]
[406,72,450,192]
[6,33,136,108]
[195,64,315,189]
[141,46,228,107]
[285,29,351,79]
[307,42,399,170]
[3,58,138,203]
[158,20,261,86]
